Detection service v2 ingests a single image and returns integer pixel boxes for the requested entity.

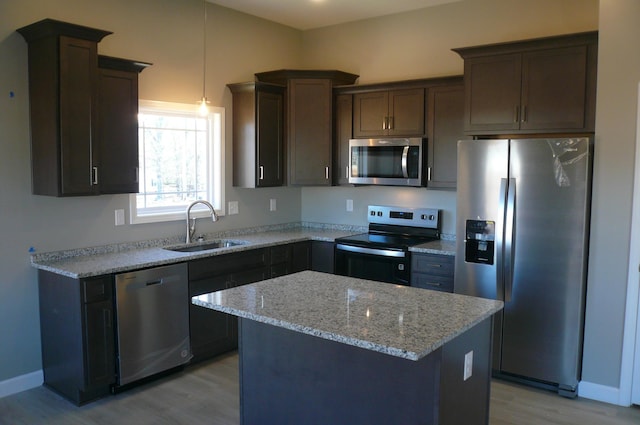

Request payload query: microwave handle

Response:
[401,146,409,178]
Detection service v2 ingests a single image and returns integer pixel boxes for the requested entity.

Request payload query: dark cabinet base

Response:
[238,316,493,425]
[38,271,115,405]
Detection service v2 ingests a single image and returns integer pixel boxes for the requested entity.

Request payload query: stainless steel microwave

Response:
[348,138,424,186]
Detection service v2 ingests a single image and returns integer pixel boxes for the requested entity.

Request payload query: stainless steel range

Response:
[334,205,441,285]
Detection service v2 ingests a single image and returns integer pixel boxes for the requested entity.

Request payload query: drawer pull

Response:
[427,282,442,287]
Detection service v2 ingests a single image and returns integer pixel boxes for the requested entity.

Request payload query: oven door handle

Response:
[335,244,406,258]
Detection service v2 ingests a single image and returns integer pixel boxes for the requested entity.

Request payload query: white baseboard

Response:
[579,380,628,406]
[0,370,43,399]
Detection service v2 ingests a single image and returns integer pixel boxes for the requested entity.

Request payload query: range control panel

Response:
[367,205,440,230]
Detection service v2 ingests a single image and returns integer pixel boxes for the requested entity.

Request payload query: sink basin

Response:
[164,240,247,253]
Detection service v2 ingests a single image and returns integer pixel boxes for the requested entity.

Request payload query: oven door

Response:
[334,244,410,285]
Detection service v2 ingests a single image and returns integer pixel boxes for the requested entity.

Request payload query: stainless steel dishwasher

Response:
[114,263,192,386]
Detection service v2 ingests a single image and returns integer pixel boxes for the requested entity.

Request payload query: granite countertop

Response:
[30,225,362,279]
[410,239,456,256]
[193,270,502,361]
[30,223,456,279]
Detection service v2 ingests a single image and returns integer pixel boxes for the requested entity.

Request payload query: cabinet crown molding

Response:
[452,31,598,59]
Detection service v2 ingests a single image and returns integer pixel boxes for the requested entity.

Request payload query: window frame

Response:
[129,99,225,225]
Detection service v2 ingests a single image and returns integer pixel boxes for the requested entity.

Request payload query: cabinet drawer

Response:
[82,276,112,303]
[411,253,454,277]
[412,273,454,293]
[190,274,229,297]
[189,249,268,281]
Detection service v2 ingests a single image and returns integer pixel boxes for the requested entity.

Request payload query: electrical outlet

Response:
[270,198,277,211]
[228,201,239,215]
[115,209,125,226]
[464,350,473,381]
[346,199,353,212]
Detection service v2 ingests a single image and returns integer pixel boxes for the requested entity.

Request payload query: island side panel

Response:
[238,318,441,425]
[440,316,493,425]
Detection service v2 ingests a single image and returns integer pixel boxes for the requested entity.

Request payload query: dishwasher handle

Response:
[120,271,184,292]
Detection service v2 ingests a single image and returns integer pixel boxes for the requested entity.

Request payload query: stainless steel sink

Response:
[163,240,247,253]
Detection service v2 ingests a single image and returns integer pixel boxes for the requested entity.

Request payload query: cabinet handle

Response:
[92,166,98,185]
[427,167,432,181]
[135,167,139,183]
[325,166,330,180]
[388,116,394,130]
[346,166,349,179]
[427,282,442,287]
[428,264,442,268]
[521,105,527,123]
[259,166,264,180]
[382,117,387,130]
[513,106,519,123]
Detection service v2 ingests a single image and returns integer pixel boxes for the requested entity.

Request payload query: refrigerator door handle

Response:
[496,178,508,300]
[504,177,516,302]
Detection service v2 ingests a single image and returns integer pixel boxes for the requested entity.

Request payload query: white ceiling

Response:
[207,0,463,30]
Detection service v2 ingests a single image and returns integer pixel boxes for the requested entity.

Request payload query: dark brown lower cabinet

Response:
[411,253,455,293]
[189,241,331,363]
[188,249,270,363]
[38,271,115,405]
[311,240,335,273]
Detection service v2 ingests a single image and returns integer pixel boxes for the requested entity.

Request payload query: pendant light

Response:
[198,0,209,116]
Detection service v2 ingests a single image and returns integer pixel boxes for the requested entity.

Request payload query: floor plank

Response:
[1,352,638,424]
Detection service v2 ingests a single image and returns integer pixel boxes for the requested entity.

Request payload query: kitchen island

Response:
[193,271,503,425]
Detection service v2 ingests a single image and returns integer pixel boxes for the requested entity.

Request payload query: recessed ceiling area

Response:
[207,0,463,30]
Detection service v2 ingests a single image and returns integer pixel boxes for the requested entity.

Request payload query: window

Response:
[130,100,225,224]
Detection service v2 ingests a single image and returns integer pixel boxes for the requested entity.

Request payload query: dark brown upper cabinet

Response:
[333,93,353,185]
[426,82,468,189]
[228,82,286,188]
[453,31,597,136]
[17,19,149,196]
[97,56,150,194]
[255,70,359,186]
[353,88,425,138]
[334,76,463,188]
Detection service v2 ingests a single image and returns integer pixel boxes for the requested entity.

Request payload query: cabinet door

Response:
[83,299,115,388]
[311,241,334,273]
[189,274,237,361]
[291,241,311,273]
[463,53,522,133]
[59,35,99,196]
[353,91,389,138]
[257,89,284,187]
[334,94,353,185]
[520,46,589,131]
[97,67,139,193]
[388,89,425,136]
[427,85,466,189]
[288,79,333,185]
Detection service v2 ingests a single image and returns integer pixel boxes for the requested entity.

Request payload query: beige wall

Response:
[583,0,640,390]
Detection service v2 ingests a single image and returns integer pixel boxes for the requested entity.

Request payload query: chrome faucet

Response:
[185,200,218,243]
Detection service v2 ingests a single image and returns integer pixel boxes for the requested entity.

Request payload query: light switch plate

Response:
[115,209,125,226]
[346,199,353,212]
[228,201,239,215]
[464,350,473,381]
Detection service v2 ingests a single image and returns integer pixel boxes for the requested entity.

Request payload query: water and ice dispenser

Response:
[464,220,495,265]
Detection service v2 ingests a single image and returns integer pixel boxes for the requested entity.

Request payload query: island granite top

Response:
[192,270,503,361]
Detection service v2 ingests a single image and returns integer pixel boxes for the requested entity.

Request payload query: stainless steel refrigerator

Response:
[454,137,592,397]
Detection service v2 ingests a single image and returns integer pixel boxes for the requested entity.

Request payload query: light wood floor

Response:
[1,352,639,425]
